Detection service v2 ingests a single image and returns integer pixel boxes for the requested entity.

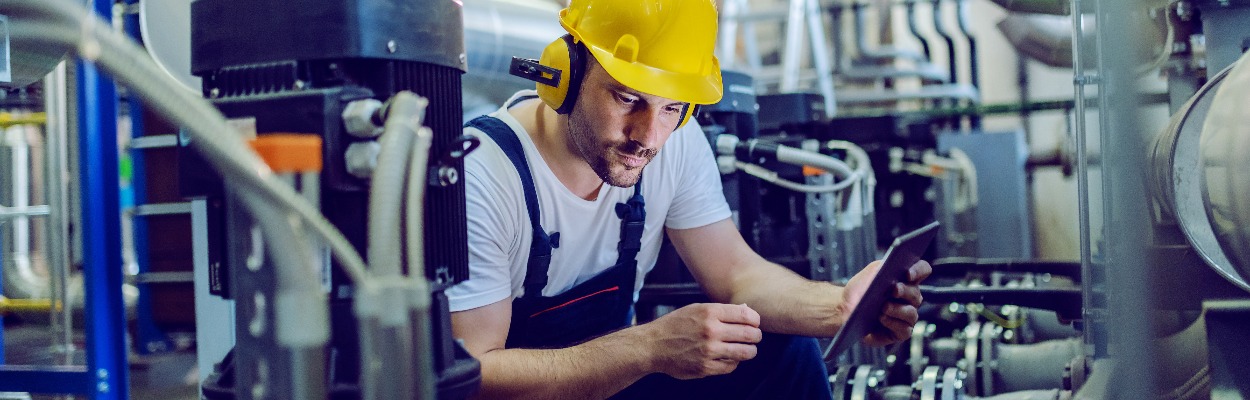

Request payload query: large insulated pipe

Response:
[996,14,1076,68]
[1197,51,1250,279]
[2,123,48,300]
[993,338,1082,393]
[988,0,1069,15]
[461,0,565,115]
[1149,62,1250,292]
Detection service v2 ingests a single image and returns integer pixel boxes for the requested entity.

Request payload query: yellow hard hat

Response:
[562,0,724,105]
[518,0,723,128]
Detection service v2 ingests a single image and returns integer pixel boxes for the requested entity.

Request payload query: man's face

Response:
[566,61,687,188]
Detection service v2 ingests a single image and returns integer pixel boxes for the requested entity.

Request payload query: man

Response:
[447,0,932,398]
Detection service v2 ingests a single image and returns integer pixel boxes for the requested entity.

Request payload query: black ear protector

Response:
[509,34,699,129]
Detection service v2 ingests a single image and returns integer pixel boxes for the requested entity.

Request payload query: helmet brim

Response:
[586,46,724,106]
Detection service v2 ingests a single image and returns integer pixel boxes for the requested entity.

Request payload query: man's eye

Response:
[618,94,638,104]
[664,106,682,114]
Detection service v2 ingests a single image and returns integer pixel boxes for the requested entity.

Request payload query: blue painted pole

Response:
[77,0,129,396]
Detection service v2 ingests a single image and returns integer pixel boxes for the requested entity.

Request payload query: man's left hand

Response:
[839,259,933,346]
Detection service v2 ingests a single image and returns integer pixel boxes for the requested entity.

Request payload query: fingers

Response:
[696,359,743,378]
[864,318,912,345]
[711,342,759,362]
[882,302,920,326]
[893,282,923,307]
[709,303,761,328]
[877,316,913,341]
[908,260,933,283]
[862,304,919,345]
[714,322,763,344]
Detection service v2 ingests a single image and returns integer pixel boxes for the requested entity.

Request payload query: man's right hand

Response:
[639,303,763,380]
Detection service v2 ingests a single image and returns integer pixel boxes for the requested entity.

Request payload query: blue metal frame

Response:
[123,0,176,356]
[0,0,129,397]
[79,59,129,399]
[75,50,130,400]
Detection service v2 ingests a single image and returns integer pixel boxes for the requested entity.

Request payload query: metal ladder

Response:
[719,0,839,116]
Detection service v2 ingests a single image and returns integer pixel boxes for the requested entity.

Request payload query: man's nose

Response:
[625,109,668,150]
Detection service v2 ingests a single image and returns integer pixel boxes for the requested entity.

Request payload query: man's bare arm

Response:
[453,297,762,400]
[668,219,929,343]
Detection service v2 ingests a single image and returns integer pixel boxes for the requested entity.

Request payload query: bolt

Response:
[209,88,221,98]
[97,369,108,379]
[249,293,268,337]
[98,382,110,393]
[460,53,468,65]
[387,40,398,53]
[438,166,460,186]
[294,80,307,90]
[345,141,382,179]
[1176,1,1193,20]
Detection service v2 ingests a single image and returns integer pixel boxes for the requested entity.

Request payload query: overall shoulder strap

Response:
[465,115,557,296]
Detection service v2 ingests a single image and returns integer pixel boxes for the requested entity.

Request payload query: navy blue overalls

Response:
[466,108,833,400]
[466,115,646,349]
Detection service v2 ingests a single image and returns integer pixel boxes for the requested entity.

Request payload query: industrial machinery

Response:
[2,0,1250,399]
[180,0,481,398]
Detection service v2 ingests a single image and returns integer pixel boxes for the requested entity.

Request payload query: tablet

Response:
[823,221,939,362]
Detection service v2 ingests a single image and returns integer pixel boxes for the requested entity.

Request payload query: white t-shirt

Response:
[447,91,732,312]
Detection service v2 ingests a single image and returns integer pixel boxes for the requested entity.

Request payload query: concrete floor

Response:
[3,324,200,400]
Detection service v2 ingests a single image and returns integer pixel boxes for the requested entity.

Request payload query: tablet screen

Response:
[823,221,939,362]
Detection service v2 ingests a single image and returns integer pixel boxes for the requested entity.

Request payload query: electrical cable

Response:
[734,161,859,193]
[368,93,426,278]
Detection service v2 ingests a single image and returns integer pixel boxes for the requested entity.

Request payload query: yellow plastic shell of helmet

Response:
[556,0,724,106]
[542,0,730,109]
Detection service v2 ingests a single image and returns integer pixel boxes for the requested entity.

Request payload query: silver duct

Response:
[462,0,565,119]
[1197,51,1250,277]
[1151,56,1250,292]
[139,0,565,119]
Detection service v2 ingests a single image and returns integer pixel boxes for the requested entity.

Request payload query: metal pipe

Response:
[0,205,49,219]
[906,0,933,60]
[955,0,981,129]
[0,112,47,127]
[1096,0,1156,394]
[804,0,838,116]
[836,84,980,104]
[1069,0,1096,358]
[43,60,74,365]
[718,0,741,68]
[461,0,564,108]
[955,0,979,90]
[3,122,45,301]
[828,3,846,75]
[852,2,927,63]
[0,296,59,313]
[780,0,806,92]
[931,0,959,85]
